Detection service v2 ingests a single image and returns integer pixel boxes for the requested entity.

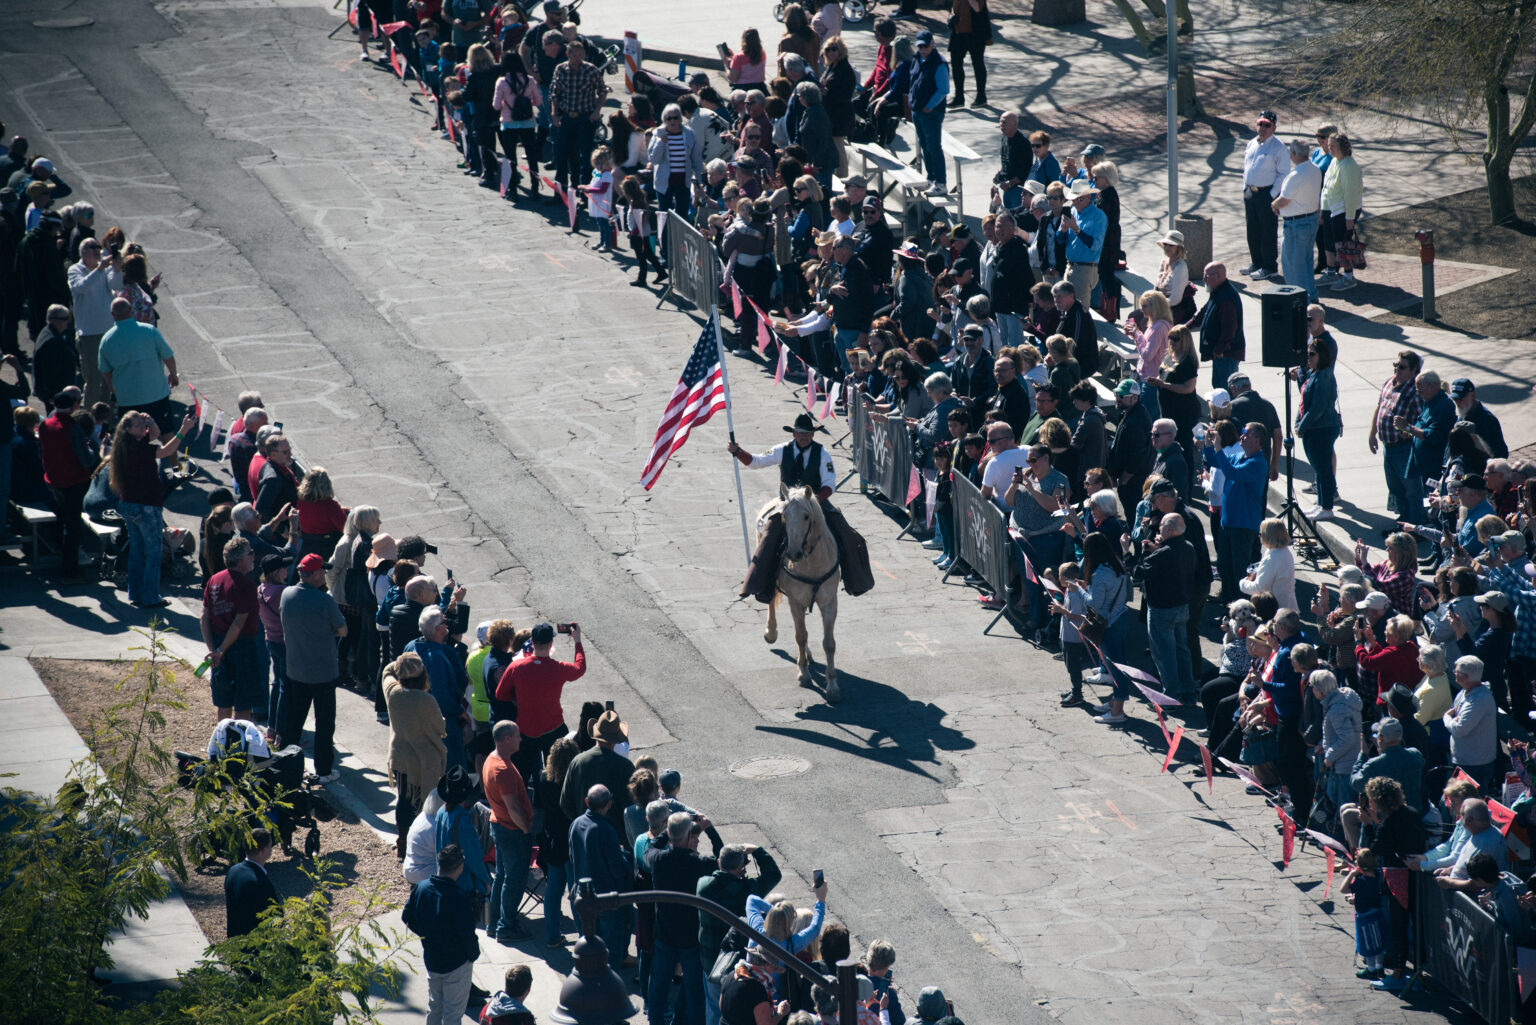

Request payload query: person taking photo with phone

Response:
[496,620,585,786]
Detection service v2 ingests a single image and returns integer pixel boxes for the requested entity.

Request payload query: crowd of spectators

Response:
[7,0,1536,1016]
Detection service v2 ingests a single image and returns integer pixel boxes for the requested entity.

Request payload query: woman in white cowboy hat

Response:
[1155,229,1194,321]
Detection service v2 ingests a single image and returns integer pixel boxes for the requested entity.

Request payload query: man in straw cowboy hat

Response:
[730,412,874,602]
[1056,177,1105,303]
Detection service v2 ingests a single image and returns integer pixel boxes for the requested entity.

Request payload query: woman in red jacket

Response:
[1356,614,1421,717]
[296,465,348,561]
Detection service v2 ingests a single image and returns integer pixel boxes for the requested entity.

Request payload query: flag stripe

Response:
[640,319,728,489]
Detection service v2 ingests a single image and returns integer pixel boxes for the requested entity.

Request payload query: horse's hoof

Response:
[798,673,813,688]
[824,682,842,704]
[764,629,777,644]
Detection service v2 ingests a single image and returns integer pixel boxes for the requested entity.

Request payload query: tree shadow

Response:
[754,663,974,782]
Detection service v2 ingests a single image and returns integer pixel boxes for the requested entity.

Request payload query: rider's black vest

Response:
[780,441,825,491]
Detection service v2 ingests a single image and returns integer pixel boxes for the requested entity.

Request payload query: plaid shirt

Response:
[1489,561,1536,658]
[1374,376,1421,446]
[549,60,604,117]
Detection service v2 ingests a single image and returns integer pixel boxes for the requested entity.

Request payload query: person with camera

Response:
[497,620,585,786]
[1122,496,1197,709]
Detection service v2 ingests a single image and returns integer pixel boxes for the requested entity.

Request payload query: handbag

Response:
[1335,236,1367,270]
[709,928,748,987]
[1079,576,1124,648]
[1239,727,1278,766]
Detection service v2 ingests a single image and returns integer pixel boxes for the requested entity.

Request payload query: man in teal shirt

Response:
[98,296,177,427]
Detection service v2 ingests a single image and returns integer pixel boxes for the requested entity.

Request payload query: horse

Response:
[757,486,841,703]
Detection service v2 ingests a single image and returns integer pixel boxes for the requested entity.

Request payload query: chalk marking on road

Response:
[1058,802,1103,834]
[870,560,897,581]
[1104,799,1137,830]
[358,88,376,102]
[895,631,941,657]
[543,253,569,269]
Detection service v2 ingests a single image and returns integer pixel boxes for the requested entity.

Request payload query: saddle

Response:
[739,505,874,603]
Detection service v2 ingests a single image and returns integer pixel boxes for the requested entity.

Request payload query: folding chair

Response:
[519,843,547,916]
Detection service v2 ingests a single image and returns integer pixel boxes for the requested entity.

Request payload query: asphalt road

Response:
[1,3,1447,1023]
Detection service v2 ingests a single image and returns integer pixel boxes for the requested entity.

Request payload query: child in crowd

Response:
[621,176,665,288]
[480,963,535,1025]
[581,147,615,252]
[932,442,956,571]
[90,401,113,452]
[1342,848,1386,979]
[1051,561,1089,706]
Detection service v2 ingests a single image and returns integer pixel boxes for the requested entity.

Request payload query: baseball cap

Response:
[862,195,882,209]
[1257,110,1277,125]
[843,174,868,188]
[1373,717,1403,742]
[1079,143,1105,159]
[1361,591,1391,611]
[297,553,325,574]
[260,553,293,576]
[1496,530,1526,551]
[1206,388,1231,408]
[659,768,682,791]
[916,987,948,1022]
[961,324,984,339]
[1475,590,1511,612]
[1449,377,1475,399]
[914,28,934,45]
[32,158,53,174]
[531,622,556,645]
[951,257,976,276]
[1459,473,1487,491]
[1114,378,1140,397]
[1149,478,1179,498]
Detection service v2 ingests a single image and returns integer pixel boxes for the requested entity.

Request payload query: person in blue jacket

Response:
[1296,339,1342,522]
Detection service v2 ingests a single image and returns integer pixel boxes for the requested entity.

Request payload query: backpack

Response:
[506,74,534,122]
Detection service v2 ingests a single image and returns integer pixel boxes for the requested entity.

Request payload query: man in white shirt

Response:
[65,238,122,406]
[1272,139,1324,302]
[1240,110,1288,280]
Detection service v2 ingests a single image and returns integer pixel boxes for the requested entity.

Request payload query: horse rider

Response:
[729,412,872,601]
[727,411,836,501]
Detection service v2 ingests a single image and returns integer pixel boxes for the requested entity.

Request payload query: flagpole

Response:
[712,307,753,566]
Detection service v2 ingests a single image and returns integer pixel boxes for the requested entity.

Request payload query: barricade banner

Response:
[1416,874,1516,1025]
[868,413,910,506]
[664,216,722,310]
[952,472,1010,599]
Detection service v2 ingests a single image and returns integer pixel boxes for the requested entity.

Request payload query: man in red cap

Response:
[280,551,348,781]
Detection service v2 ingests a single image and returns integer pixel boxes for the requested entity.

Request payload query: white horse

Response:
[757,486,841,703]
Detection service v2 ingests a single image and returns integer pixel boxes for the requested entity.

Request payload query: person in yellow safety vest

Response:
[464,621,497,748]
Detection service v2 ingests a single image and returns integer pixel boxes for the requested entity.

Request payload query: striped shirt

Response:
[665,131,687,178]
[1488,562,1536,659]
[1374,377,1421,447]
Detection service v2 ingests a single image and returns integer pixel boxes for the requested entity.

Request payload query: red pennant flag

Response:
[1324,848,1336,898]
[906,465,922,504]
[1277,806,1296,867]
[730,280,743,318]
[806,373,819,412]
[389,43,405,79]
[1454,767,1479,790]
[445,116,457,144]
[378,19,409,34]
[774,344,789,385]
[1161,724,1185,773]
[1383,867,1412,908]
[1199,743,1214,794]
[348,5,359,26]
[757,314,772,355]
[1490,798,1517,836]
[821,382,839,422]
[1021,552,1039,585]
[499,158,512,196]
[1219,757,1269,794]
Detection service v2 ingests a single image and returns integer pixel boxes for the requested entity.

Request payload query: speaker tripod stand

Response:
[1277,365,1327,561]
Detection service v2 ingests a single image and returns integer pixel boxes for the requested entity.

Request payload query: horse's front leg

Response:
[820,589,839,703]
[764,587,779,644]
[789,596,812,687]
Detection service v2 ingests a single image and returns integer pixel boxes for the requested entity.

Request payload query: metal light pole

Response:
[556,879,862,1025]
[1166,3,1179,230]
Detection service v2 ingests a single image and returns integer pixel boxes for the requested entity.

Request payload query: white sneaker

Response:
[1090,702,1113,715]
[1317,268,1339,282]
[318,770,341,783]
[1302,482,1317,494]
[1083,670,1113,685]
[1250,269,1270,281]
[1093,712,1128,724]
[921,537,943,550]
[1331,274,1357,291]
[1239,264,1259,275]
[1309,507,1337,521]
[927,182,948,196]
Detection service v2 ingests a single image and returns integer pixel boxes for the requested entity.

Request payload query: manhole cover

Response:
[34,17,95,28]
[729,755,811,780]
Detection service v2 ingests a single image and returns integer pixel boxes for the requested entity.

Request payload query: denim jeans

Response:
[834,327,862,374]
[1210,356,1240,393]
[544,860,569,944]
[996,312,1024,351]
[648,939,705,1025]
[266,639,288,728]
[704,977,724,1025]
[1301,427,1340,508]
[1281,213,1319,301]
[1382,441,1415,520]
[553,116,596,191]
[913,109,946,185]
[1139,383,1160,423]
[491,821,533,939]
[1148,604,1194,696]
[116,500,164,604]
[597,908,630,970]
[1101,613,1138,700]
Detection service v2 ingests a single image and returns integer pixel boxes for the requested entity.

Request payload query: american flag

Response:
[640,317,727,490]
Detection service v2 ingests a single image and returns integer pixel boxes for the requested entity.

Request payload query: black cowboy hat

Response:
[783,412,828,434]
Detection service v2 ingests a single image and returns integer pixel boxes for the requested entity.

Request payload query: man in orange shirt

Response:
[484,720,535,944]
